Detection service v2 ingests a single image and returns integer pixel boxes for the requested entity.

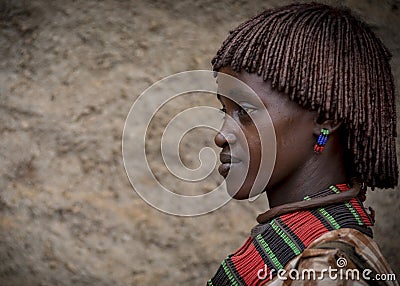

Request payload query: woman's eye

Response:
[238,107,248,117]
[238,106,255,117]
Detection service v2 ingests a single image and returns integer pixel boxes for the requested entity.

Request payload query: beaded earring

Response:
[314,128,329,154]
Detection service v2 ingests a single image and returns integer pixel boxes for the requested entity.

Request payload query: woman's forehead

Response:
[216,68,277,104]
[216,80,261,106]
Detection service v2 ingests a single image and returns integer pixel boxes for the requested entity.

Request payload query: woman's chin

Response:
[226,182,252,200]
[226,178,266,200]
[230,191,249,200]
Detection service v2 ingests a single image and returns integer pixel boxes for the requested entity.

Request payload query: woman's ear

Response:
[312,116,343,136]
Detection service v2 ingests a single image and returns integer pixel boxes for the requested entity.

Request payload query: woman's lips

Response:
[218,163,231,178]
[218,153,241,177]
[219,153,241,164]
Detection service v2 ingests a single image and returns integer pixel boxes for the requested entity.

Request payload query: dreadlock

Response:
[212,3,398,189]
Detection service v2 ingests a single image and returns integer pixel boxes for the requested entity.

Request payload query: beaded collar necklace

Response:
[208,184,374,286]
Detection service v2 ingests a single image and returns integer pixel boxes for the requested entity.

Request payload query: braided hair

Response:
[212,3,398,189]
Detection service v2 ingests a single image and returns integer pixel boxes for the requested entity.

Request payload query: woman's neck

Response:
[266,137,347,208]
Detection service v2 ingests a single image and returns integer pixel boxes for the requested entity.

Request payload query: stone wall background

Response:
[0,0,399,285]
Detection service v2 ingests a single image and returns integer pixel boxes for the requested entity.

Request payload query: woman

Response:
[209,3,398,286]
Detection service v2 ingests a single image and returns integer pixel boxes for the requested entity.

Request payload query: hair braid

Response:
[211,3,398,189]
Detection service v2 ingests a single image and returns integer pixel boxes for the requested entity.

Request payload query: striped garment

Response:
[269,228,399,285]
[207,184,397,286]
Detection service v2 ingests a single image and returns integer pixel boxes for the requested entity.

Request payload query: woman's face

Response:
[215,67,317,199]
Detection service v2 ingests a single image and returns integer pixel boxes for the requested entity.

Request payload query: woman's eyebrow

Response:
[217,89,257,107]
[218,87,251,98]
[226,88,257,103]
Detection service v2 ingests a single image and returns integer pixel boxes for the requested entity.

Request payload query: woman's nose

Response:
[214,129,237,148]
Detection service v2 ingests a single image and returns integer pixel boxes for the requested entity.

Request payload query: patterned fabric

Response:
[208,184,378,286]
[266,228,398,286]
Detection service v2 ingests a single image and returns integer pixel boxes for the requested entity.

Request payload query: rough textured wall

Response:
[0,0,399,285]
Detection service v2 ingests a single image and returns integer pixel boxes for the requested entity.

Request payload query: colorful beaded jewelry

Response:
[314,128,329,153]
